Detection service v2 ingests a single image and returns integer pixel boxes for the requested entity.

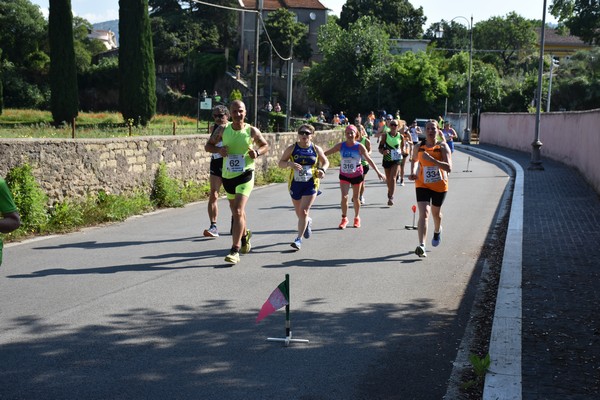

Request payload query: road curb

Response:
[459,144,523,400]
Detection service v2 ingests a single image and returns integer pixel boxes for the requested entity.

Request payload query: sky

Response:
[30,0,557,26]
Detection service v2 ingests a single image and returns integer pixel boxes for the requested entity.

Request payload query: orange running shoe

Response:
[353,216,361,228]
[338,216,349,229]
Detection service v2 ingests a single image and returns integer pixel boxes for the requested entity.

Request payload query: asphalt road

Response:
[0,149,510,400]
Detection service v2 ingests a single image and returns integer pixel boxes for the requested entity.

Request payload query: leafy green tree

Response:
[438,48,504,114]
[260,9,311,74]
[430,13,538,77]
[150,15,219,64]
[425,20,470,54]
[188,0,238,48]
[551,48,600,110]
[339,0,426,39]
[184,52,227,99]
[149,0,181,14]
[472,13,537,75]
[304,16,390,115]
[72,16,107,73]
[49,0,78,125]
[78,57,119,111]
[0,0,49,108]
[0,0,47,66]
[0,59,49,108]
[498,72,538,112]
[149,0,236,64]
[119,0,156,126]
[469,61,503,111]
[381,51,446,122]
[550,0,600,45]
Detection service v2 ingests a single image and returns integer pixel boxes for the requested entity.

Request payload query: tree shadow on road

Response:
[0,299,459,399]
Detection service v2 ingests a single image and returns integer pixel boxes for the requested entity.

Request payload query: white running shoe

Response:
[291,237,302,250]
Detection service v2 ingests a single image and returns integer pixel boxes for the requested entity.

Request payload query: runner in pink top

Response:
[324,125,384,229]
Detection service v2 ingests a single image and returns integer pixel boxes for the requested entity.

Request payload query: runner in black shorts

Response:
[203,105,229,237]
[278,124,329,250]
[205,100,270,264]
[408,120,452,258]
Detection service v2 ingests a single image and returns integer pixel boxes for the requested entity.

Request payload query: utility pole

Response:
[285,42,293,132]
[253,0,263,127]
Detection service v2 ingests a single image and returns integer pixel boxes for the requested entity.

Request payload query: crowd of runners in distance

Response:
[203,103,454,263]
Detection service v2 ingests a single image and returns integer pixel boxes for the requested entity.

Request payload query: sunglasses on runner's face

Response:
[298,131,312,136]
[213,114,225,118]
[390,123,398,127]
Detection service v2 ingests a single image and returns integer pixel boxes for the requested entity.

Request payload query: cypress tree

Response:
[0,48,3,115]
[119,0,156,126]
[0,77,3,116]
[0,66,3,116]
[49,0,79,125]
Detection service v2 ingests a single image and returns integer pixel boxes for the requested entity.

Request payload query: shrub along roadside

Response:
[5,164,49,234]
[2,163,288,244]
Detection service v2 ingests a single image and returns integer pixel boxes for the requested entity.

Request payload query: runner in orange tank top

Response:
[408,120,452,258]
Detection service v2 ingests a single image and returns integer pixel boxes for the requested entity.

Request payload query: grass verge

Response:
[0,109,209,138]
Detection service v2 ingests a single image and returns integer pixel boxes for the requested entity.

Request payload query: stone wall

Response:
[0,130,344,202]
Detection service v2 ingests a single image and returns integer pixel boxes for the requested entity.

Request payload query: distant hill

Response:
[92,20,119,46]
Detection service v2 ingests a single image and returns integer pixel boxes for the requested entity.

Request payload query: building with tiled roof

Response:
[536,28,594,58]
[240,0,327,10]
[237,0,328,71]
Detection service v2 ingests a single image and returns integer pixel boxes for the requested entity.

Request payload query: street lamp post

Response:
[464,16,473,144]
[437,16,473,144]
[458,100,463,135]
[269,45,273,103]
[260,41,273,105]
[284,42,293,132]
[530,0,547,170]
[547,55,558,112]
[477,98,482,137]
[253,0,263,127]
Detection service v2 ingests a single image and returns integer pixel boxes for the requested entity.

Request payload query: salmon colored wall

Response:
[479,109,600,194]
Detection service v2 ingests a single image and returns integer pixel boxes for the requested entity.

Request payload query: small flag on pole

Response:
[256,280,289,323]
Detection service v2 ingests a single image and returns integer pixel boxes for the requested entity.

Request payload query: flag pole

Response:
[267,274,309,346]
[285,273,291,339]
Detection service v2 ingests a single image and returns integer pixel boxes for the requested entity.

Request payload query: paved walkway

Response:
[467,144,600,399]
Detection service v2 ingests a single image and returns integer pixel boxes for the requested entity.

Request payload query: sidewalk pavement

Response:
[464,144,600,399]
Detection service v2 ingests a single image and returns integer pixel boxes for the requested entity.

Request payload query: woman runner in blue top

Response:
[278,124,329,250]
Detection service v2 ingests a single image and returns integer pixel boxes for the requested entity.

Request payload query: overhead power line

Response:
[189,0,291,61]
[189,0,252,13]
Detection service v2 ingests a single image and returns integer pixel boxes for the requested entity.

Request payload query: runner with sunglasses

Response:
[278,124,329,250]
[203,105,230,238]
